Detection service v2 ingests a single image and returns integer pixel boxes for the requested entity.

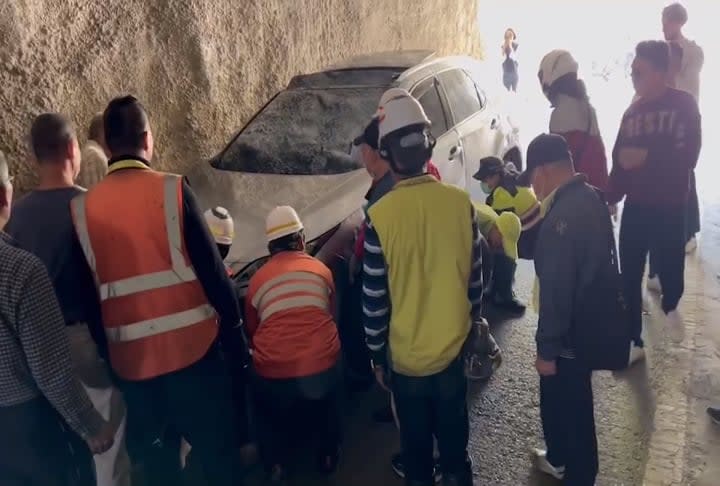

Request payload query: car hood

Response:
[185,162,371,269]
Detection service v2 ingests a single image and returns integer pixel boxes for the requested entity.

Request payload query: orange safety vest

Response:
[71,159,219,381]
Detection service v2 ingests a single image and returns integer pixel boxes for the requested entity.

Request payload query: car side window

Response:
[411,77,449,139]
[437,69,482,124]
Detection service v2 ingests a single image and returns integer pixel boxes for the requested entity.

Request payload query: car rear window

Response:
[212,87,387,175]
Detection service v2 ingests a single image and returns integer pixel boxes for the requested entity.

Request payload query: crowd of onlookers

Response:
[0,2,712,486]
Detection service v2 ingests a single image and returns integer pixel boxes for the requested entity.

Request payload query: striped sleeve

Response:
[361,215,391,367]
[468,205,484,320]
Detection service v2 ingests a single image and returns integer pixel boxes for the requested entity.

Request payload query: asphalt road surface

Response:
[234,258,652,486]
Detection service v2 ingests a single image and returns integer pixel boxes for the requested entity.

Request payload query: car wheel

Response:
[503,147,523,172]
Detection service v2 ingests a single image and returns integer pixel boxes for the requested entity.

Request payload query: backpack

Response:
[569,191,631,371]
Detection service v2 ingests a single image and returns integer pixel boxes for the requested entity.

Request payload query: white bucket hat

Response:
[538,49,579,88]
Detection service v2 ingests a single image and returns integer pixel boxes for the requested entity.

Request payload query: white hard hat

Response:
[265,205,304,242]
[204,207,235,245]
[538,50,579,88]
[377,88,431,145]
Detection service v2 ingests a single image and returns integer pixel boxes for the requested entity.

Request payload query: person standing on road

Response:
[6,113,131,486]
[608,41,701,361]
[77,113,109,189]
[502,28,519,92]
[245,205,342,482]
[363,88,483,486]
[70,95,247,486]
[0,153,115,486]
[519,133,612,486]
[204,206,235,275]
[538,50,610,197]
[662,2,704,253]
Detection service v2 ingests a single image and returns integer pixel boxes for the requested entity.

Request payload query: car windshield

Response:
[213,86,386,175]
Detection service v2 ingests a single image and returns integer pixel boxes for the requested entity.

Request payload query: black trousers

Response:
[251,365,341,470]
[120,347,242,486]
[392,358,472,486]
[540,359,598,486]
[0,397,95,486]
[503,71,519,92]
[620,203,686,345]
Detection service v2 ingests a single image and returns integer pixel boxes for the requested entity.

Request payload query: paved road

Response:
[235,258,654,486]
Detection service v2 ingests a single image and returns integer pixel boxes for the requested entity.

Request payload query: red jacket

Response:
[353,161,441,258]
[550,95,609,191]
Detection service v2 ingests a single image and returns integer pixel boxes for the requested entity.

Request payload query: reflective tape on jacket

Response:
[252,271,330,324]
[71,173,211,343]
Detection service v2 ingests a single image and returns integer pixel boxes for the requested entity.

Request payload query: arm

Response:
[468,205,484,321]
[71,232,108,360]
[606,124,626,205]
[17,259,104,438]
[243,293,259,340]
[673,96,702,170]
[182,181,241,332]
[534,217,577,361]
[361,215,391,369]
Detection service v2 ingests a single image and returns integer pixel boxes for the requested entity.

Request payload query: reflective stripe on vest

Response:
[71,173,212,343]
[251,271,330,323]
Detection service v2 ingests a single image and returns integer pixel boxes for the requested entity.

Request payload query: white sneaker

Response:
[532,448,565,480]
[666,310,685,343]
[646,275,662,293]
[628,345,646,366]
[685,237,698,253]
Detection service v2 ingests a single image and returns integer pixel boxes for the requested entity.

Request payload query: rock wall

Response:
[0,0,481,190]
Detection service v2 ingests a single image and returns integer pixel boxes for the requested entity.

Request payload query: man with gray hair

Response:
[77,112,109,188]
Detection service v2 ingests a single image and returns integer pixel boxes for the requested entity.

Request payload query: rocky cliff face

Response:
[0,0,481,189]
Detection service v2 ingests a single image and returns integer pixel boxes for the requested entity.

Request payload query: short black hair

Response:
[635,41,670,73]
[663,3,688,24]
[104,95,149,154]
[88,112,104,142]
[30,113,75,162]
[268,231,304,255]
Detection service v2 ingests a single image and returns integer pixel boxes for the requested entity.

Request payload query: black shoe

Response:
[392,453,442,483]
[708,406,720,425]
[492,293,526,314]
[372,404,395,424]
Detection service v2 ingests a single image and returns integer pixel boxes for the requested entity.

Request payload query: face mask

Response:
[480,182,493,194]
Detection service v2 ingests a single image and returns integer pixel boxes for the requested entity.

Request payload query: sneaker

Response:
[391,453,441,483]
[686,236,698,253]
[646,275,662,293]
[532,448,565,480]
[707,406,720,426]
[666,310,685,343]
[628,344,646,366]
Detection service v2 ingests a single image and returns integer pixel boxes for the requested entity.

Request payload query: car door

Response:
[410,76,466,189]
[436,68,503,201]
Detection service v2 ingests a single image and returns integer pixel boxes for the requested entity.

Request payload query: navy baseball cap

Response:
[353,118,380,151]
[517,133,572,185]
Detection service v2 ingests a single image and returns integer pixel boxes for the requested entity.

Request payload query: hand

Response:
[374,365,390,392]
[618,147,648,170]
[535,357,557,377]
[488,227,504,251]
[86,422,115,455]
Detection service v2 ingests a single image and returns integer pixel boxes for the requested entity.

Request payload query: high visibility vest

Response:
[71,160,219,381]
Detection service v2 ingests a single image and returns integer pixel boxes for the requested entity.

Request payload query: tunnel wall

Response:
[0,0,482,189]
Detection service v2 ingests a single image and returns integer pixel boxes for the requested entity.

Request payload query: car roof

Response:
[325,49,437,71]
[287,53,480,91]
